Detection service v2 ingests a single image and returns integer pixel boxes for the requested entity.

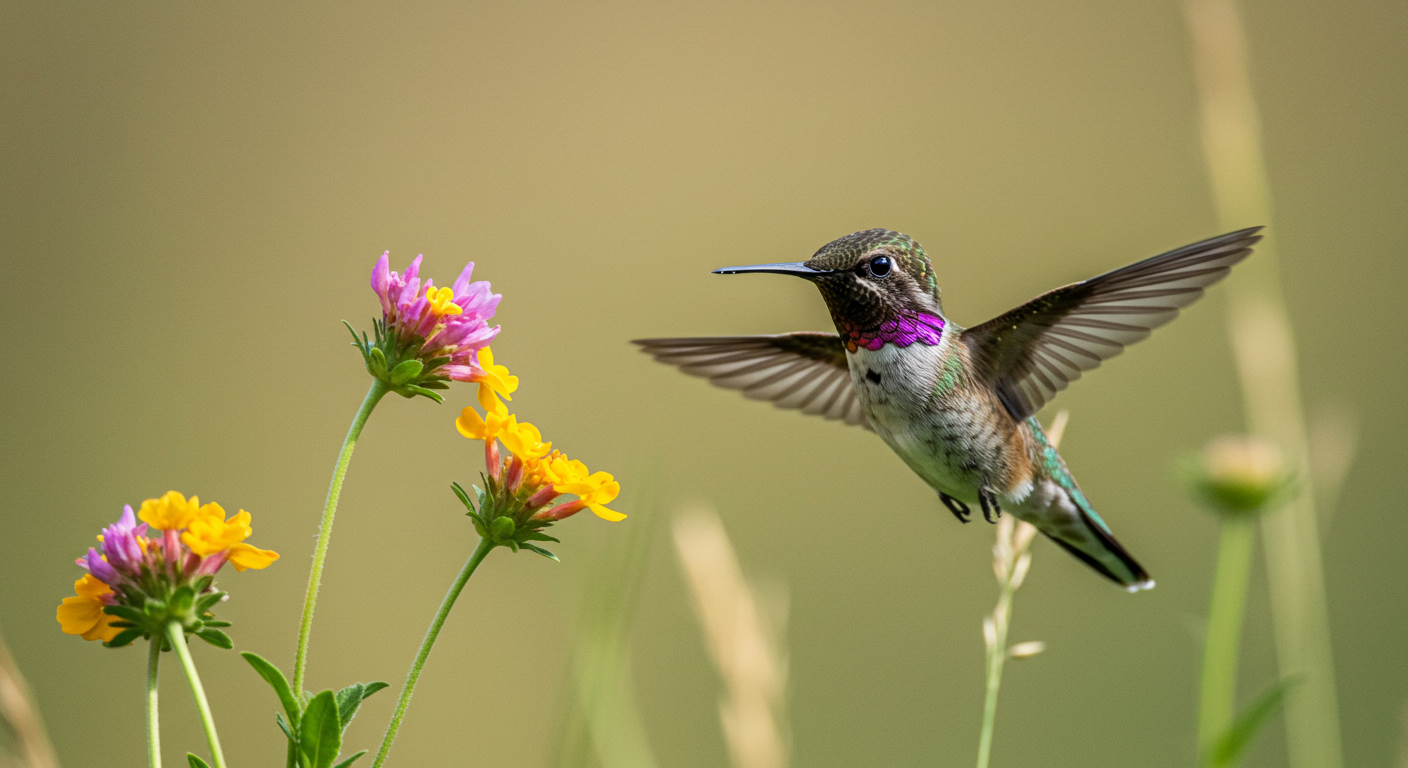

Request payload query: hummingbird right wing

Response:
[632,333,871,429]
[962,227,1263,421]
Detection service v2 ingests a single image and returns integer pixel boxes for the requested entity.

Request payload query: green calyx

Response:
[451,476,562,561]
[103,576,233,650]
[345,320,451,403]
[1182,458,1293,519]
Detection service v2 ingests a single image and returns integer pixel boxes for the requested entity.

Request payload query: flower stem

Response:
[166,623,227,768]
[371,537,497,768]
[976,583,1014,768]
[293,378,390,699]
[147,637,162,768]
[1198,517,1256,762]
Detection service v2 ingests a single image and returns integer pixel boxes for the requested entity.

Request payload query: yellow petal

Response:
[227,542,280,571]
[456,407,490,439]
[477,383,507,414]
[588,504,627,522]
[138,490,202,531]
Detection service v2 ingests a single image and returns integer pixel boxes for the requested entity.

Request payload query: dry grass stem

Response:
[0,623,59,768]
[673,506,788,768]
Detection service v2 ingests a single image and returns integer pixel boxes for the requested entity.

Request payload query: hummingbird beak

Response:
[711,262,827,279]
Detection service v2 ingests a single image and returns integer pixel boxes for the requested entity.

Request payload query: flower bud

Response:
[1188,435,1289,518]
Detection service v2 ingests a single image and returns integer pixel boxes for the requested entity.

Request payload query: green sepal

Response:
[195,628,233,650]
[519,542,559,561]
[490,516,516,542]
[401,384,444,403]
[368,347,389,376]
[241,652,301,728]
[520,532,560,544]
[388,359,424,385]
[103,605,146,623]
[331,750,369,768]
[195,592,225,614]
[203,620,231,628]
[193,575,214,593]
[298,690,342,768]
[503,539,520,553]
[104,628,144,648]
[276,712,294,741]
[343,320,364,348]
[170,586,195,615]
[186,754,213,768]
[451,482,476,513]
[418,380,450,390]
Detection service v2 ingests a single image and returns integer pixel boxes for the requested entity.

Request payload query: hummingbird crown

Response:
[803,229,946,346]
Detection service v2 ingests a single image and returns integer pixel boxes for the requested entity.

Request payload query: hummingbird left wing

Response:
[632,333,871,429]
[963,227,1263,421]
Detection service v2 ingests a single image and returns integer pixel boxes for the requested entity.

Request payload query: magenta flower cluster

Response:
[370,253,501,383]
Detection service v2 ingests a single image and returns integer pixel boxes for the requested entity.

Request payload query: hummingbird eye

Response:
[867,255,892,278]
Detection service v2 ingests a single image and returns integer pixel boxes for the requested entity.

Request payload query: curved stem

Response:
[166,623,227,768]
[147,637,162,768]
[371,537,497,768]
[293,379,390,698]
[1198,518,1256,762]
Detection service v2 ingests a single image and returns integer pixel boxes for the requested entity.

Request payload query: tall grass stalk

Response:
[673,506,789,768]
[974,411,1063,768]
[1197,517,1255,762]
[1182,2,1343,766]
[0,622,60,768]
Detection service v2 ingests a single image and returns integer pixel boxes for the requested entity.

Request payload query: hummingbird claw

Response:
[979,486,1002,524]
[939,492,971,524]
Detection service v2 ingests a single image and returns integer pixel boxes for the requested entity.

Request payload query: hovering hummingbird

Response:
[635,227,1262,590]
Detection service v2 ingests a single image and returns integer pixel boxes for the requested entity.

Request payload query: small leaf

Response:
[520,542,559,562]
[276,712,294,741]
[490,516,516,541]
[520,532,560,543]
[203,620,231,628]
[331,750,369,768]
[299,690,343,768]
[342,320,365,349]
[195,628,234,650]
[195,592,224,613]
[402,384,444,402]
[451,482,475,512]
[368,347,388,374]
[241,652,301,728]
[388,359,424,385]
[334,683,364,732]
[170,586,195,614]
[1209,676,1300,767]
[102,605,145,623]
[361,681,389,698]
[187,754,213,768]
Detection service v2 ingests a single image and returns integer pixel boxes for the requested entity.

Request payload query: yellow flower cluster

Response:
[454,351,624,522]
[140,491,280,571]
[425,285,463,316]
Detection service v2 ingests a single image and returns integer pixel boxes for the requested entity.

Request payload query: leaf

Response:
[104,628,143,648]
[520,542,559,562]
[195,592,224,613]
[334,684,368,732]
[241,652,301,728]
[195,628,234,650]
[451,482,475,512]
[331,750,369,768]
[388,359,424,385]
[186,754,213,768]
[170,586,195,614]
[102,605,145,623]
[203,620,231,628]
[276,712,294,741]
[403,384,444,403]
[1209,676,1300,767]
[362,681,389,698]
[520,532,560,543]
[298,690,343,768]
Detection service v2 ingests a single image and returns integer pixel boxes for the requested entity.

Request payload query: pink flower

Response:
[359,253,503,400]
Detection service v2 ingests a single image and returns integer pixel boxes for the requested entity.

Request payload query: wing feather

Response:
[633,333,871,429]
[964,227,1262,420]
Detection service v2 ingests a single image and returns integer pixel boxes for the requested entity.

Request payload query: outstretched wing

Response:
[633,333,870,429]
[963,227,1263,421]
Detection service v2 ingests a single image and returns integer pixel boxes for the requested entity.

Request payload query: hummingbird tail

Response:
[1025,482,1154,592]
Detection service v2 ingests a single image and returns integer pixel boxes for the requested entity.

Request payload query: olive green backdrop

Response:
[2,2,1404,767]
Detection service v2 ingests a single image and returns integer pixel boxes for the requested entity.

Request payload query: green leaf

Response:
[520,532,560,543]
[451,482,475,512]
[170,586,195,614]
[203,620,231,628]
[331,750,369,768]
[102,605,145,623]
[186,754,213,768]
[334,684,364,732]
[490,516,516,541]
[298,690,342,768]
[342,320,365,349]
[241,652,301,728]
[520,542,559,562]
[195,592,224,613]
[1209,676,1300,767]
[195,628,233,650]
[402,384,444,403]
[276,712,294,741]
[388,359,424,385]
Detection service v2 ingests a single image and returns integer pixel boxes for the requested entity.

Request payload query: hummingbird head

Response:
[715,229,946,347]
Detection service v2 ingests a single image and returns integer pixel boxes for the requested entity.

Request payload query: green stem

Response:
[293,379,390,699]
[371,537,497,768]
[147,637,162,768]
[166,623,227,768]
[976,585,1014,768]
[1198,518,1256,763]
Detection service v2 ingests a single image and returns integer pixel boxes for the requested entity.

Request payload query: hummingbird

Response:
[635,227,1262,590]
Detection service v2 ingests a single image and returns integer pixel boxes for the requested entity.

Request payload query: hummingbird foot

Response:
[979,486,1002,524]
[938,492,971,524]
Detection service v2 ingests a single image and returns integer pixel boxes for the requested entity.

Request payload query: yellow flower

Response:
[181,503,280,570]
[543,455,625,521]
[57,574,120,642]
[456,399,511,441]
[425,285,463,316]
[137,490,203,531]
[499,418,552,460]
[475,348,518,412]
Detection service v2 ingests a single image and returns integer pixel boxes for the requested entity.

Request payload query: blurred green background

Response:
[2,2,1404,766]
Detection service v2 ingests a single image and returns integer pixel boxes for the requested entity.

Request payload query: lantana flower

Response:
[452,359,624,559]
[350,253,503,402]
[57,492,279,647]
